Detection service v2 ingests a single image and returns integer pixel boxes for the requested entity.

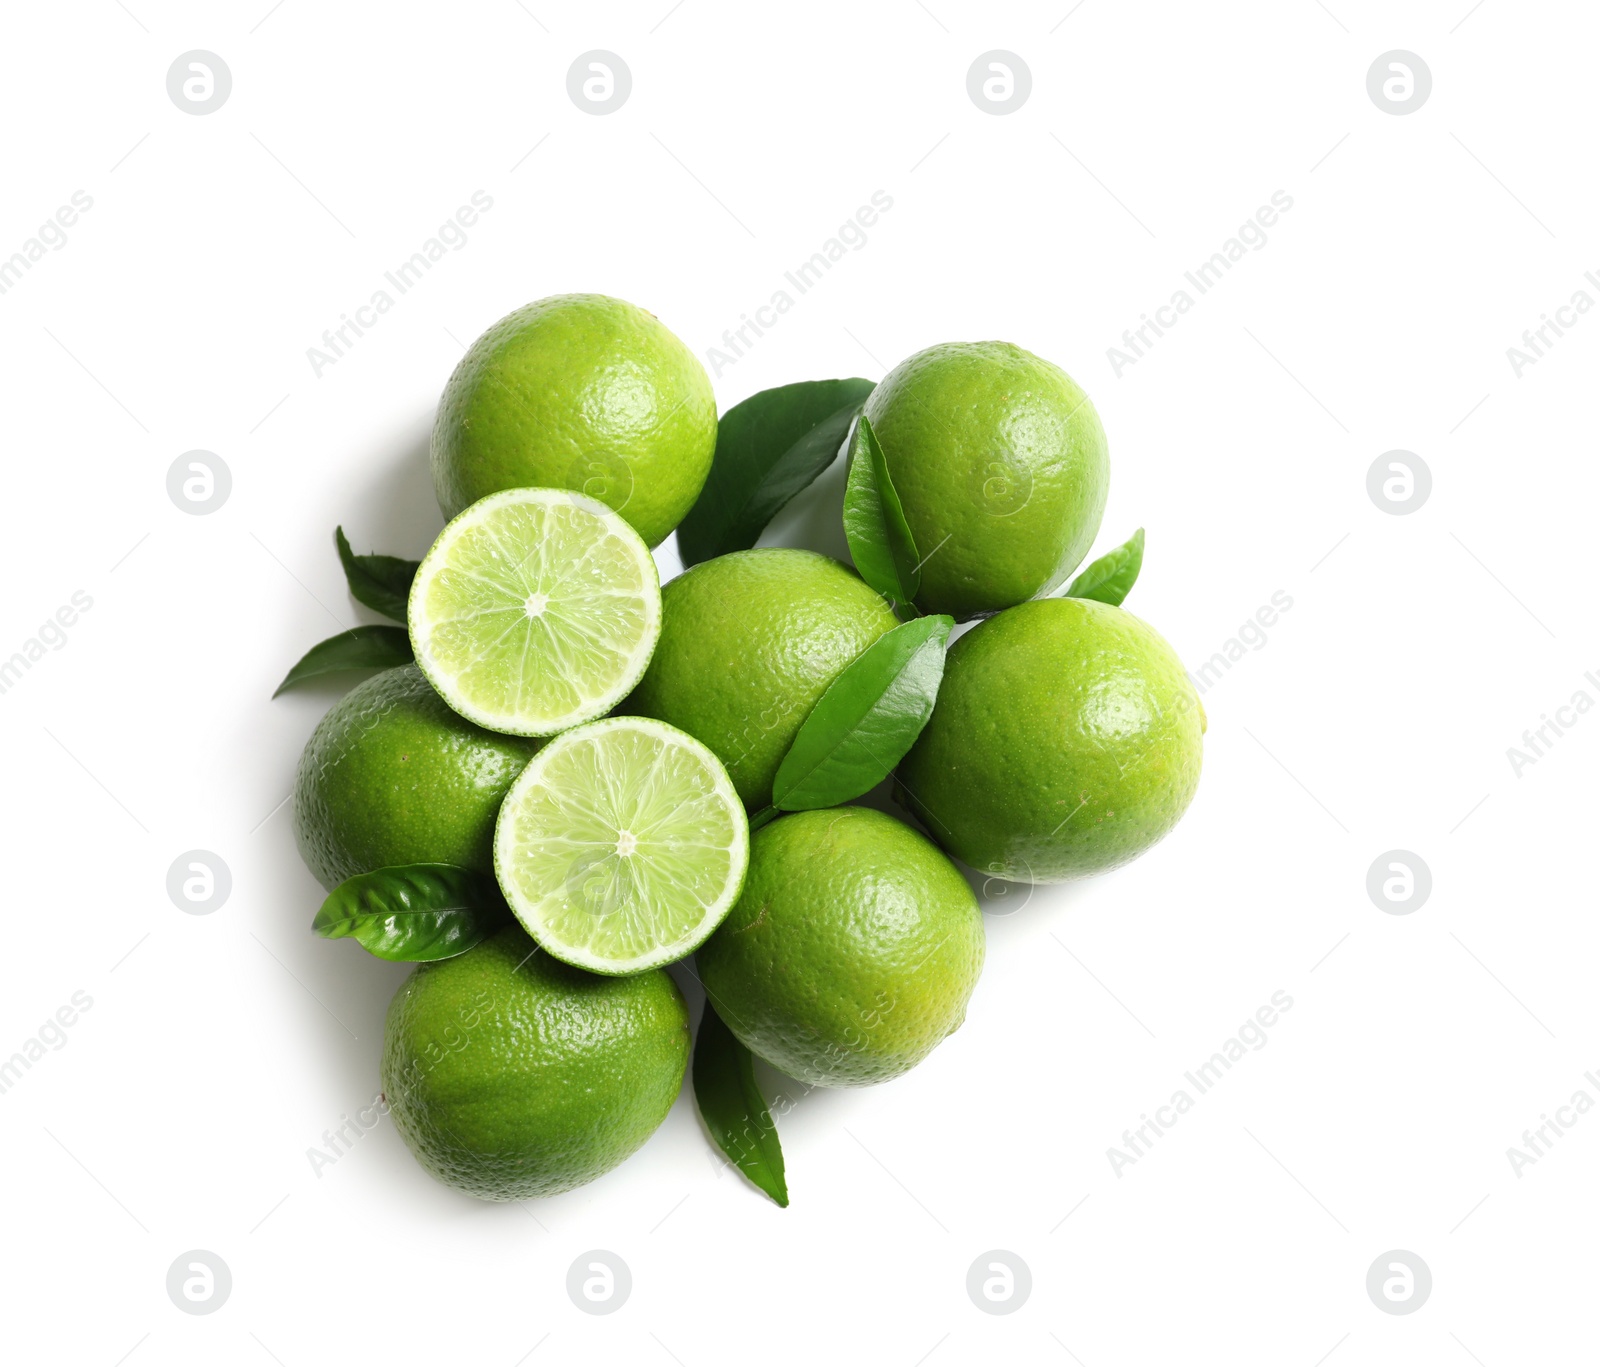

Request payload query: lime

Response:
[696,806,984,1087]
[431,294,717,547]
[382,926,689,1201]
[625,549,899,809]
[293,664,540,891]
[494,716,747,975]
[897,597,1203,883]
[863,340,1109,619]
[408,488,661,738]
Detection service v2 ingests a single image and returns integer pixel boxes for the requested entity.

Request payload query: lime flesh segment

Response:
[409,488,661,737]
[494,717,749,974]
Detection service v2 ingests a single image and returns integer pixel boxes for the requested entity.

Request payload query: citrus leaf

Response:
[842,415,921,606]
[273,625,413,696]
[678,379,875,566]
[772,614,953,811]
[312,864,509,962]
[747,806,781,833]
[692,1002,789,1208]
[1065,528,1144,607]
[336,526,419,623]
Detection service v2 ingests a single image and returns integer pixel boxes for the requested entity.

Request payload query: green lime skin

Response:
[696,807,985,1088]
[624,549,899,809]
[381,926,689,1201]
[862,341,1109,620]
[293,665,541,891]
[897,598,1204,883]
[431,294,717,547]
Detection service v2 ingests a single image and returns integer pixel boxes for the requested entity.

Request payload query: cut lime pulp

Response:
[408,488,661,736]
[494,716,748,974]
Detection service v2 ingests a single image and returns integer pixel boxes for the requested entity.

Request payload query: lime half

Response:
[409,488,661,737]
[494,716,748,974]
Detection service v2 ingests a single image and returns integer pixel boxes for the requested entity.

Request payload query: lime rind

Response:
[409,488,661,737]
[494,716,749,975]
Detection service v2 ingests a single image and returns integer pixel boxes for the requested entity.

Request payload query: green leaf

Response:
[771,614,953,811]
[843,415,921,607]
[1065,528,1145,607]
[747,806,780,833]
[312,864,509,962]
[336,526,419,623]
[273,625,413,696]
[692,1003,789,1207]
[678,379,876,566]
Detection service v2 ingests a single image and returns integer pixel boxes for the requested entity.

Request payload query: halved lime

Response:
[409,488,661,737]
[494,716,749,974]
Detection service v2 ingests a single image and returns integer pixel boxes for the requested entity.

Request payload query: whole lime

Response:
[431,294,717,547]
[625,549,899,809]
[381,926,689,1201]
[896,597,1203,883]
[696,807,985,1088]
[863,340,1108,619]
[293,665,540,890]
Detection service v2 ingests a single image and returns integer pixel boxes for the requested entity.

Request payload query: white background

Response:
[1,1,1594,1363]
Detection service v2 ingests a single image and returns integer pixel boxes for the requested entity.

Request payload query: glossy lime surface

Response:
[382,926,689,1201]
[625,549,899,809]
[431,293,717,547]
[696,807,984,1087]
[293,665,540,891]
[863,340,1108,619]
[897,597,1204,882]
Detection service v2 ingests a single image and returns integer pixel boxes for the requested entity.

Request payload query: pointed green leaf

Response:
[312,864,509,962]
[1065,528,1145,607]
[842,415,921,606]
[747,805,781,833]
[772,614,953,811]
[273,625,413,696]
[692,1003,789,1207]
[336,526,420,623]
[678,379,876,566]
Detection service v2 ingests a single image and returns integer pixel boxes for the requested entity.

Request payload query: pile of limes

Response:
[279,293,1203,1205]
